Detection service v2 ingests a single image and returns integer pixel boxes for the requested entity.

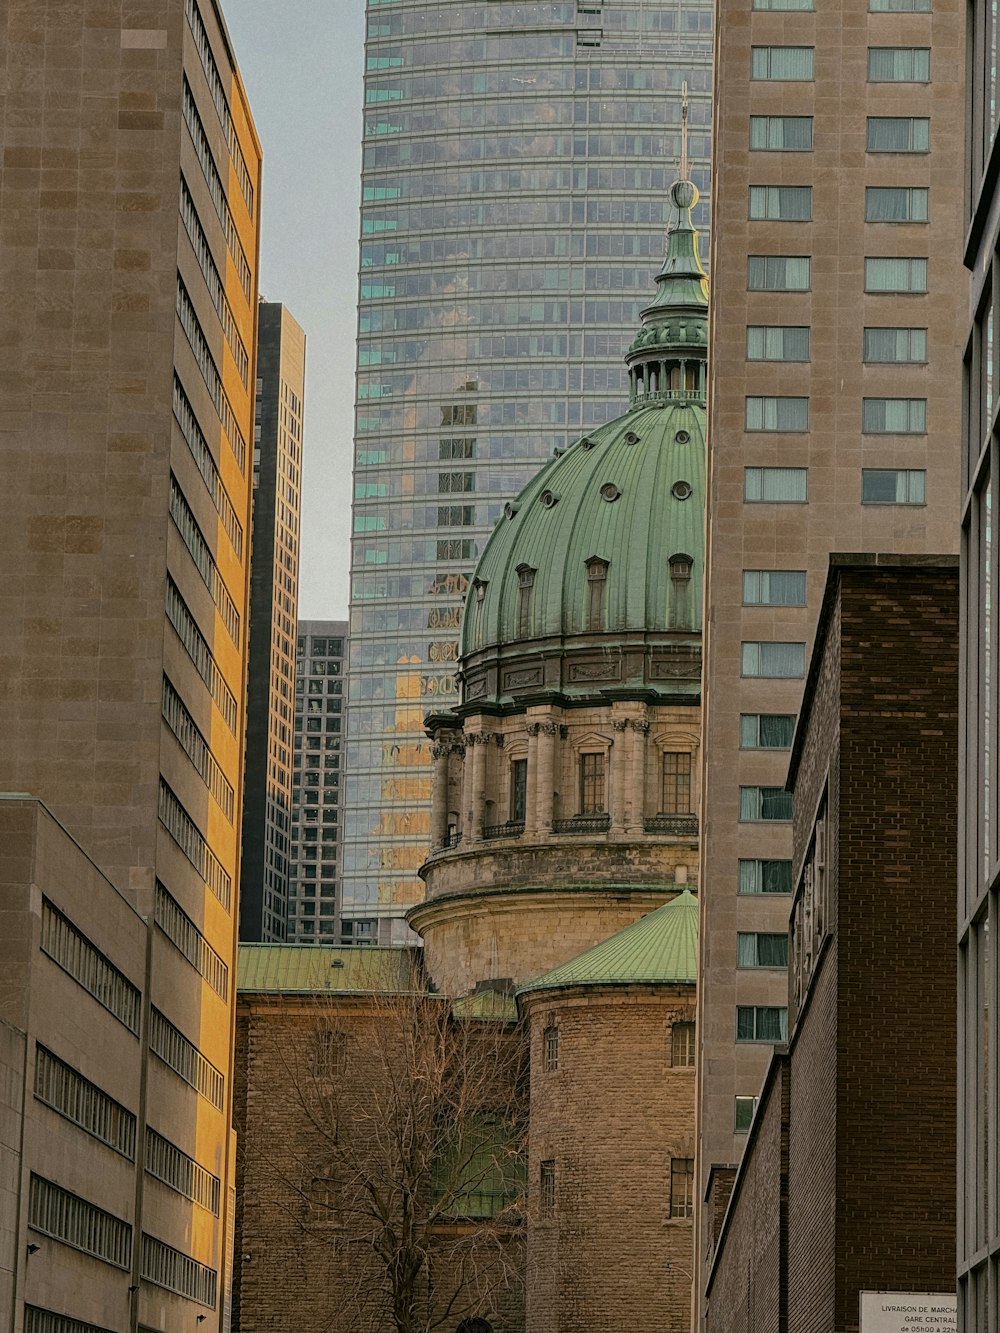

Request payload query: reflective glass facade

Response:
[342,0,713,943]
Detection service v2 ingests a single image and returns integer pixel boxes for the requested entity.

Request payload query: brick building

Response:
[704,556,958,1333]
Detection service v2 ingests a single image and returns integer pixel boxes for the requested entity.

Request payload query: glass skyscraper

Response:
[343,0,713,944]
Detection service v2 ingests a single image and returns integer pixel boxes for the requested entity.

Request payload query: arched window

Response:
[516,564,536,638]
[543,1023,560,1072]
[585,556,609,631]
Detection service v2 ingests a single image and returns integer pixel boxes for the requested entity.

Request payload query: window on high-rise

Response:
[739,786,794,822]
[862,398,926,433]
[747,255,810,291]
[865,187,928,222]
[866,117,930,152]
[751,46,814,79]
[745,397,809,432]
[744,467,808,502]
[739,859,793,895]
[737,932,790,968]
[748,185,812,220]
[864,257,928,293]
[746,326,810,361]
[741,642,806,677]
[863,328,927,362]
[736,1007,788,1042]
[867,47,930,80]
[742,570,807,605]
[861,469,926,504]
[735,1096,759,1133]
[749,115,814,150]
[739,714,796,749]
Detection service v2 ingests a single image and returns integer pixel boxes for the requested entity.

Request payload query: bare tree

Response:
[238,984,528,1333]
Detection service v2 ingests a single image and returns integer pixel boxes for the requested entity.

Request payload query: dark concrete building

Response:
[705,556,958,1333]
[288,619,348,942]
[240,302,305,942]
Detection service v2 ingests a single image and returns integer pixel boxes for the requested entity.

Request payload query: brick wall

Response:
[522,986,696,1333]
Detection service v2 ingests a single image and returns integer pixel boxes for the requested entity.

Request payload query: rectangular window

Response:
[40,902,141,1034]
[29,1174,131,1269]
[861,469,926,504]
[866,117,930,152]
[145,1127,221,1215]
[439,438,477,459]
[746,326,810,361]
[671,1021,696,1068]
[865,187,928,222]
[739,786,794,821]
[165,577,238,734]
[437,505,475,526]
[158,780,232,911]
[749,186,812,220]
[735,1096,760,1133]
[869,0,930,7]
[34,1046,136,1159]
[867,46,930,80]
[864,257,928,293]
[141,1233,217,1307]
[739,714,796,748]
[754,0,813,7]
[438,472,475,493]
[741,641,805,677]
[737,932,790,967]
[579,753,606,815]
[751,46,814,79]
[25,1310,120,1333]
[662,752,693,814]
[742,570,807,605]
[669,1158,695,1217]
[738,859,794,894]
[540,1161,556,1214]
[162,677,234,822]
[749,115,814,151]
[543,1024,560,1072]
[747,255,810,291]
[149,1008,225,1111]
[863,327,927,362]
[862,398,926,433]
[511,758,528,823]
[744,467,808,502]
[736,1006,788,1042]
[745,396,809,432]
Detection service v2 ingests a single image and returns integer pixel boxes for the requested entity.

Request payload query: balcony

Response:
[552,814,611,835]
[644,813,699,836]
[482,820,525,840]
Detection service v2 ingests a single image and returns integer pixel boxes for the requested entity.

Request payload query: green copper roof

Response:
[237,944,422,994]
[516,890,698,996]
[460,399,705,655]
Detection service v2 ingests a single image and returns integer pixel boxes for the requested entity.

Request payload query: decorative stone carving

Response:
[568,661,620,682]
[503,666,543,689]
[631,719,650,734]
[612,719,629,732]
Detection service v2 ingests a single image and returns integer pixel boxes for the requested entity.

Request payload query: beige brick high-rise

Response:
[0,1,260,1328]
[697,0,965,1317]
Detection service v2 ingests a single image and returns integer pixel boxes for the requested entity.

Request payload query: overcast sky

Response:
[224,0,365,620]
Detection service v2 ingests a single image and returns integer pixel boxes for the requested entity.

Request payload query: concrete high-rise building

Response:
[697,0,965,1314]
[959,8,999,1327]
[0,1,260,1327]
[342,0,714,944]
[240,302,306,943]
[288,620,349,942]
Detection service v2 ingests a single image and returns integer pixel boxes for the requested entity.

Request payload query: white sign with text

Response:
[860,1291,957,1333]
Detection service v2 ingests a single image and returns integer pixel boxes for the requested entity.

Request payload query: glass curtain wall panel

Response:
[342,0,713,942]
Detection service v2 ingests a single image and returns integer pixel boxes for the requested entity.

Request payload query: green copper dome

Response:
[460,177,707,662]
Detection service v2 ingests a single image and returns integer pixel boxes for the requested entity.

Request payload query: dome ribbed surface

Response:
[460,401,705,656]
[516,890,698,995]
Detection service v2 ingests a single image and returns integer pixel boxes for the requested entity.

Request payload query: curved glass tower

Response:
[342,0,712,944]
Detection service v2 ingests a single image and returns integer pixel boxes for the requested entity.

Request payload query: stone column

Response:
[611,718,629,833]
[430,740,450,849]
[461,728,478,841]
[537,719,559,833]
[470,732,488,842]
[525,723,541,837]
[630,718,650,835]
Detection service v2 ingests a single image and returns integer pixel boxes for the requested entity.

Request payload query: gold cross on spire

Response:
[680,80,689,180]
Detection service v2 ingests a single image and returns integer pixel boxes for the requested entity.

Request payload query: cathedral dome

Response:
[459,176,708,683]
[460,400,705,655]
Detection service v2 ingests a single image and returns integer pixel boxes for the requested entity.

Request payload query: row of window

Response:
[751,45,930,81]
[40,902,141,1035]
[157,779,232,911]
[750,114,929,153]
[28,1174,131,1269]
[747,325,928,363]
[175,275,247,476]
[746,395,927,434]
[753,0,928,8]
[180,75,251,301]
[179,174,249,386]
[141,1232,217,1307]
[745,466,925,505]
[172,375,244,554]
[161,676,235,822]
[149,1007,225,1112]
[168,473,241,644]
[183,0,254,213]
[165,577,238,734]
[154,880,229,1000]
[749,184,929,221]
[25,1308,116,1333]
[748,254,928,292]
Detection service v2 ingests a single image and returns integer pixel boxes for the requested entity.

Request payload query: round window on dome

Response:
[675,430,691,445]
[540,490,560,509]
[672,481,693,501]
[580,437,596,450]
[504,501,519,520]
[624,431,639,445]
[600,483,621,503]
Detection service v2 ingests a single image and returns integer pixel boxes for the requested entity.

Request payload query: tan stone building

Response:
[233,175,708,1333]
[0,1,261,1328]
[697,0,966,1313]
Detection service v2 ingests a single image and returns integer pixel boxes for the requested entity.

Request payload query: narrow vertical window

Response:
[585,557,609,630]
[516,564,535,639]
[511,758,528,824]
[662,753,692,814]
[669,1158,695,1217]
[543,1024,560,1072]
[579,753,606,815]
[540,1161,556,1214]
[671,1021,695,1067]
